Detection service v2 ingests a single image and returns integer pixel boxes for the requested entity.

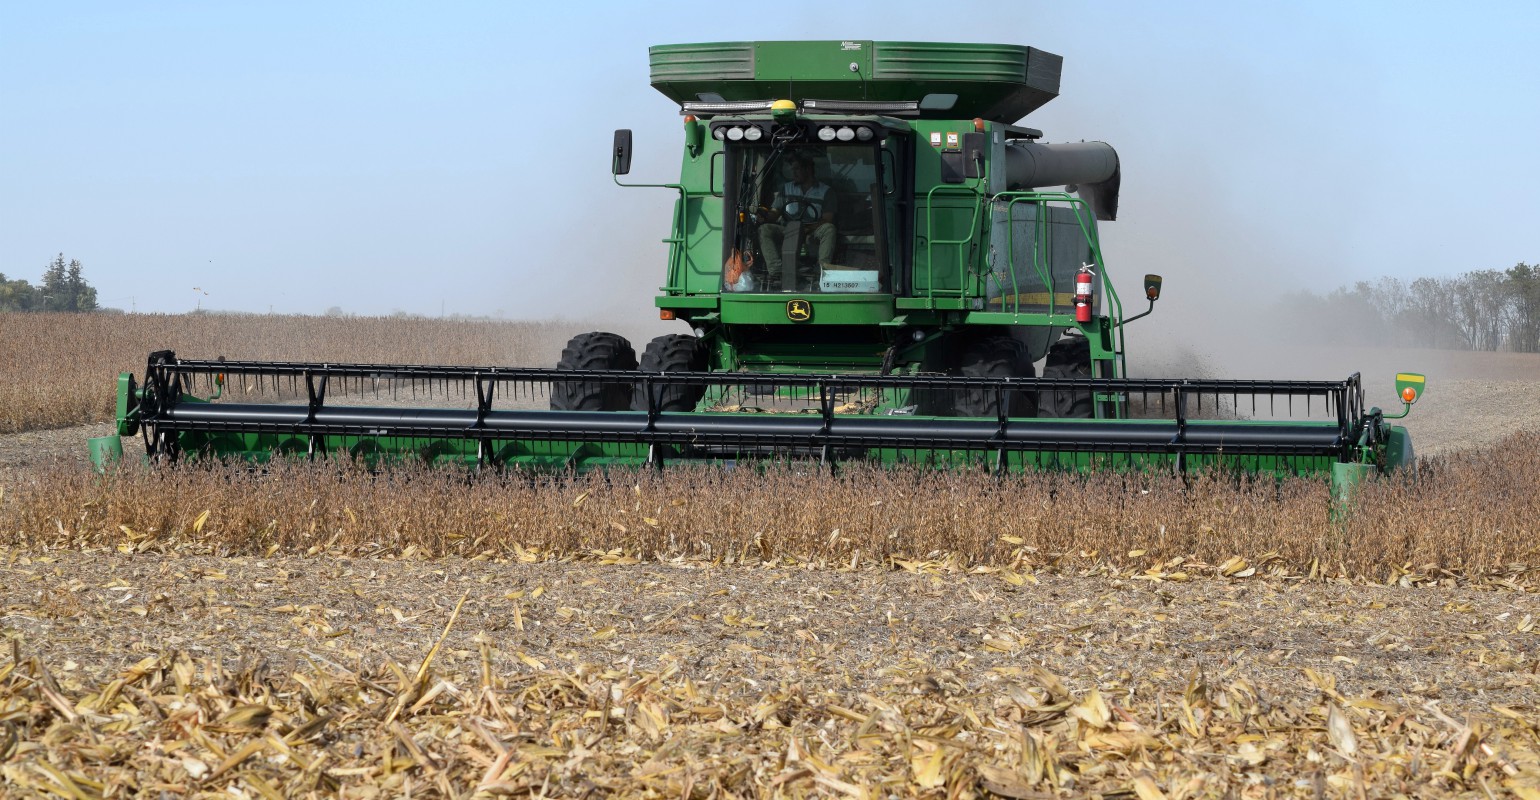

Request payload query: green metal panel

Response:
[649,42,756,82]
[720,294,895,325]
[909,119,987,300]
[905,121,979,300]
[115,373,137,435]
[1384,425,1415,469]
[648,41,1062,122]
[962,311,1079,327]
[754,41,872,81]
[1330,461,1376,509]
[88,435,123,473]
[662,133,726,297]
[914,195,981,297]
[872,42,1024,81]
[873,42,1061,122]
[655,295,718,309]
[895,297,971,311]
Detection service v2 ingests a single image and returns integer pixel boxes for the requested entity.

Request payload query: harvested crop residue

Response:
[3,550,1537,796]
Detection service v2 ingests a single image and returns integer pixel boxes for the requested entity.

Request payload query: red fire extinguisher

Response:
[1074,264,1095,323]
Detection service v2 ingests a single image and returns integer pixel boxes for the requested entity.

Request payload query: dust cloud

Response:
[1085,160,1401,387]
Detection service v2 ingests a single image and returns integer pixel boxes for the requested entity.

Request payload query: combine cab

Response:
[96,41,1421,496]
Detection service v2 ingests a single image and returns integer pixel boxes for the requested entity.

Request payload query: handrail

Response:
[661,185,692,293]
[920,177,987,306]
[990,191,1124,378]
[615,176,690,293]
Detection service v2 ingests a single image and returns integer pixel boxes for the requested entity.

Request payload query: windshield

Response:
[723,140,900,294]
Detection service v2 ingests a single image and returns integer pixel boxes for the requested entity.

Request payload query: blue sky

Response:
[3,1,1537,324]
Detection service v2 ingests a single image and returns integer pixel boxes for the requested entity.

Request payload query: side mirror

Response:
[1119,274,1165,328]
[612,129,633,176]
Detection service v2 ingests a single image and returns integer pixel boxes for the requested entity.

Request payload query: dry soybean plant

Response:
[4,432,1538,581]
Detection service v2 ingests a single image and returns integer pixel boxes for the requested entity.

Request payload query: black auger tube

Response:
[159,403,1348,456]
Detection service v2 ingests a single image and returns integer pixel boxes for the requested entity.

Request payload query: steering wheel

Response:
[782,199,822,223]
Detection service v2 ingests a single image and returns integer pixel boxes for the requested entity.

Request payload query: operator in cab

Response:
[757,153,837,292]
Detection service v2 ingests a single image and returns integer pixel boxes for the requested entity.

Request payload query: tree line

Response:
[1274,263,1540,353]
[0,254,99,312]
[5,252,1538,350]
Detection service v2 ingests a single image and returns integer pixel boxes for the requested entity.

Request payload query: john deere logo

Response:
[786,299,812,323]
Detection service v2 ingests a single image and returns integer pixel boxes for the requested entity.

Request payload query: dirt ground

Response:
[4,549,1537,708]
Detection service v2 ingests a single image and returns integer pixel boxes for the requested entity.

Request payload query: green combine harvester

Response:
[96,41,1423,495]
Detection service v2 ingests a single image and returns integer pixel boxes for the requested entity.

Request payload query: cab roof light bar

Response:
[802,99,920,116]
[680,100,777,117]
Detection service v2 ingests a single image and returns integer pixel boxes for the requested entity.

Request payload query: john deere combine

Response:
[96,41,1422,494]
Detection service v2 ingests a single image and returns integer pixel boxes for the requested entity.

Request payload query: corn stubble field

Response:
[2,313,1539,798]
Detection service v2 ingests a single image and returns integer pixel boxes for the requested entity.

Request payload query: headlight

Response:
[835,127,855,142]
[713,128,727,141]
[817,126,837,142]
[855,126,874,141]
[726,127,744,141]
[743,126,763,141]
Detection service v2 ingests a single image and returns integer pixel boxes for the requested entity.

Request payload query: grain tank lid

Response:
[649,41,1062,123]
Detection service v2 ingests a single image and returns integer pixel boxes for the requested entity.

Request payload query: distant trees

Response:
[0,273,41,310]
[0,254,98,312]
[1508,263,1540,353]
[1275,263,1540,352]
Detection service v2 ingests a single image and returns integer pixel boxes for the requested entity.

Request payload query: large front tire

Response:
[550,332,637,411]
[952,336,1038,417]
[631,334,707,412]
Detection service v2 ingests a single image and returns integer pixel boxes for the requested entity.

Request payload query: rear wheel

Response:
[631,334,707,412]
[550,332,637,411]
[1039,336,1093,418]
